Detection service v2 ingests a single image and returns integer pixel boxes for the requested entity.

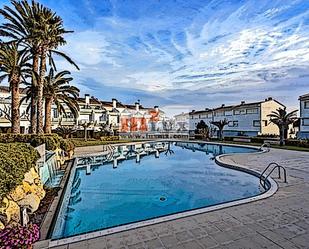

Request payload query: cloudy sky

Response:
[1,0,309,116]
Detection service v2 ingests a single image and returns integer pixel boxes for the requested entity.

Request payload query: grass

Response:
[68,138,147,147]
[217,140,309,152]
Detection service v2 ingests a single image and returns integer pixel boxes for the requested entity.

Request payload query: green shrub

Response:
[100,136,119,141]
[59,138,75,152]
[0,134,61,151]
[0,143,40,199]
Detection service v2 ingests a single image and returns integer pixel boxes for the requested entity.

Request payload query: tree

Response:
[0,0,79,134]
[267,107,298,146]
[0,43,31,133]
[43,69,79,133]
[195,120,210,140]
[79,121,97,141]
[211,119,229,140]
[55,125,76,139]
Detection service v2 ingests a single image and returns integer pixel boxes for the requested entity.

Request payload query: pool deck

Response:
[37,147,309,249]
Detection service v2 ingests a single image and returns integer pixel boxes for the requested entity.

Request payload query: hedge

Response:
[0,134,74,152]
[0,143,40,199]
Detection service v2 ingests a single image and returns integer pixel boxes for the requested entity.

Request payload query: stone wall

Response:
[0,167,45,229]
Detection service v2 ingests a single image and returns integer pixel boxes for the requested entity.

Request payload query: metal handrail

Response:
[260,162,287,189]
[260,142,271,152]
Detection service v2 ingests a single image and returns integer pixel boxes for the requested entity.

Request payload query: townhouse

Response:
[174,112,190,131]
[189,97,285,137]
[0,86,166,134]
[0,86,30,133]
[298,93,309,139]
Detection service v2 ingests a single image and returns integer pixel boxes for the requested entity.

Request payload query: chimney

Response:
[135,102,140,112]
[112,98,117,109]
[221,104,225,107]
[85,94,90,105]
[268,97,273,101]
[241,101,245,105]
[154,105,159,112]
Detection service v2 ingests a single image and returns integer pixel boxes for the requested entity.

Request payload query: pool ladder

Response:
[259,162,287,189]
[260,142,271,152]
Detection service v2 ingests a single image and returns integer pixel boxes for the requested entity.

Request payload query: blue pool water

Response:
[52,142,264,239]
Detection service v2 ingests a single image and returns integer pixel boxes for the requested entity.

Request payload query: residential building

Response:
[0,87,166,134]
[0,86,30,133]
[189,97,285,137]
[174,112,189,131]
[298,93,309,139]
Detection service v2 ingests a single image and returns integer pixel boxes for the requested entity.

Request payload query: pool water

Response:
[52,142,264,239]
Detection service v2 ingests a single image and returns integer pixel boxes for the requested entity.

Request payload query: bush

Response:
[0,143,39,199]
[285,139,309,148]
[100,136,119,141]
[0,134,61,151]
[59,138,75,152]
[0,223,40,248]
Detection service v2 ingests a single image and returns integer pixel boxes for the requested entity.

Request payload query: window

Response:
[216,111,224,116]
[253,120,260,127]
[303,118,309,126]
[234,109,245,115]
[53,109,58,118]
[247,108,258,114]
[225,111,232,116]
[228,121,238,127]
[304,101,309,109]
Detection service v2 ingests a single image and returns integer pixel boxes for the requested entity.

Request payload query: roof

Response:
[189,97,285,115]
[299,93,309,100]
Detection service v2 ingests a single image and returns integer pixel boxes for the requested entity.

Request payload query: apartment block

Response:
[189,97,285,137]
[298,93,309,139]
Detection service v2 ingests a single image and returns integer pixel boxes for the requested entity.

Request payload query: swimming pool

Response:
[51,141,265,240]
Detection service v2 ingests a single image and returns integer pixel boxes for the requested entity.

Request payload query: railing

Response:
[260,162,287,189]
[260,142,271,152]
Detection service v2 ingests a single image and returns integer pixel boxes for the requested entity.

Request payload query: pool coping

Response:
[42,141,278,248]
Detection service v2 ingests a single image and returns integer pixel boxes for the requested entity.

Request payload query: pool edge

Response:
[46,141,278,248]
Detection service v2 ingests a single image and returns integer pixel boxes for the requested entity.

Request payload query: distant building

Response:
[0,86,30,133]
[298,93,309,139]
[174,112,189,131]
[189,97,285,137]
[0,87,166,134]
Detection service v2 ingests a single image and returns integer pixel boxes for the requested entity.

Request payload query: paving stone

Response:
[180,240,203,249]
[127,242,145,249]
[159,235,178,247]
[197,236,218,248]
[290,233,309,248]
[175,231,193,242]
[189,227,207,238]
[144,238,163,249]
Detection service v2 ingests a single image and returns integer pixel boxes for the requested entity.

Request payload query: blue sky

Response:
[1,0,309,115]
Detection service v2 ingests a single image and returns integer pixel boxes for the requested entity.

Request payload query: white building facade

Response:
[189,97,285,137]
[298,93,309,139]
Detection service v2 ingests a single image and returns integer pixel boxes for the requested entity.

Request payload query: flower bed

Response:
[0,223,39,248]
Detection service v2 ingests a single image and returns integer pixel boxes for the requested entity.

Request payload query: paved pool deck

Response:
[41,148,309,249]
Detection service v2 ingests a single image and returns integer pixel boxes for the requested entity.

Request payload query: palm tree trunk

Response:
[280,126,285,146]
[37,47,47,134]
[84,126,87,141]
[44,97,53,134]
[11,78,20,134]
[30,53,39,134]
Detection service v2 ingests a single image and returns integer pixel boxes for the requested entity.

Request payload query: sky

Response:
[0,0,309,116]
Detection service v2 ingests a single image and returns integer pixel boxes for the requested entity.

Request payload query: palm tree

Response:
[211,119,229,140]
[43,69,79,134]
[0,0,79,134]
[267,107,298,146]
[0,42,31,133]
